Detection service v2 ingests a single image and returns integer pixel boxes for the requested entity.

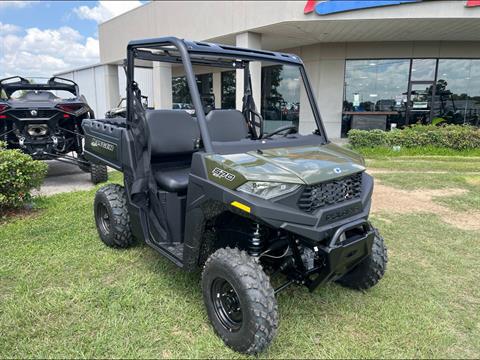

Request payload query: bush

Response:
[348,125,480,151]
[0,141,48,209]
[348,129,388,148]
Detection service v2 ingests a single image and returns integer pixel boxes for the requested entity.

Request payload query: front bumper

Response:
[219,172,376,290]
[305,219,374,290]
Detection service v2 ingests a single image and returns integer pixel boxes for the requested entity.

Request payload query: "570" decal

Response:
[212,167,236,182]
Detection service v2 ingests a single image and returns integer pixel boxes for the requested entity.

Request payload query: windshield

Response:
[130,43,324,152]
[261,64,311,135]
[9,89,76,101]
[168,59,317,137]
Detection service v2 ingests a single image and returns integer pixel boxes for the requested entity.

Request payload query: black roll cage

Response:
[126,36,328,153]
[0,76,79,98]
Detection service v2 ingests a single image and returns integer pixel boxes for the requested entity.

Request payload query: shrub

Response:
[348,125,480,150]
[347,129,388,148]
[0,142,48,209]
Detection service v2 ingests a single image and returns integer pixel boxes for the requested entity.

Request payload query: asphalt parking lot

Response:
[38,160,94,196]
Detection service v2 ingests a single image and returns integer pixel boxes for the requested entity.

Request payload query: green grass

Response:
[366,157,480,173]
[1,160,479,358]
[374,172,473,189]
[366,155,480,212]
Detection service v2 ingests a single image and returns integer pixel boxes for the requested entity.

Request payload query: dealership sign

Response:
[304,0,480,15]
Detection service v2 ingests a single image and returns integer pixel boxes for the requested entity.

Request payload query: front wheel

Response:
[202,248,278,355]
[337,228,388,290]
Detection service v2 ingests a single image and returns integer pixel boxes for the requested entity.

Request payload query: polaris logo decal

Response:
[91,138,115,152]
[212,167,236,182]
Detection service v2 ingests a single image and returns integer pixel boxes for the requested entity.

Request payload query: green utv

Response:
[83,37,387,354]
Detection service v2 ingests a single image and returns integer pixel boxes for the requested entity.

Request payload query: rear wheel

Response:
[337,228,388,290]
[91,163,108,184]
[202,248,278,355]
[77,158,91,173]
[94,184,133,248]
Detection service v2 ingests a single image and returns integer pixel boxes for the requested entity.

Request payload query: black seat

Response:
[205,109,249,142]
[146,110,200,193]
[152,166,191,193]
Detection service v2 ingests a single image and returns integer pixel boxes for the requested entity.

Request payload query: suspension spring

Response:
[248,222,265,257]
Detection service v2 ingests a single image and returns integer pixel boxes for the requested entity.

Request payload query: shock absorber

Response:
[74,123,83,153]
[248,222,264,257]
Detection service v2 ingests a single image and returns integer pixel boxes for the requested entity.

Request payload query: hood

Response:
[250,143,365,185]
[206,143,365,187]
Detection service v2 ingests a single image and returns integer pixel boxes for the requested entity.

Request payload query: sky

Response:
[0,1,145,78]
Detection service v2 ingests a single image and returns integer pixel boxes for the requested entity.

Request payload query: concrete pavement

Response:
[37,160,94,196]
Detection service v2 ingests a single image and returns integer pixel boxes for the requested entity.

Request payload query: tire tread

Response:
[95,184,133,248]
[91,164,108,184]
[202,248,278,355]
[337,228,388,290]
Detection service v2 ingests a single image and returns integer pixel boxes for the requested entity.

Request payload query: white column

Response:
[299,58,344,139]
[235,32,262,111]
[316,59,344,139]
[152,62,172,109]
[212,72,222,109]
[103,64,120,116]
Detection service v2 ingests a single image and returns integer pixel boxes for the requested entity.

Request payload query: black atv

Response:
[0,76,108,184]
[105,95,149,119]
[83,37,387,354]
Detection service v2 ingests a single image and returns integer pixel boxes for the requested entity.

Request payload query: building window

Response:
[261,65,301,133]
[172,73,213,112]
[411,59,436,81]
[436,59,480,126]
[221,70,236,109]
[342,59,410,136]
[343,58,480,136]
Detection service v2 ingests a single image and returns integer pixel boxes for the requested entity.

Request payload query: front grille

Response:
[8,109,58,118]
[298,172,363,213]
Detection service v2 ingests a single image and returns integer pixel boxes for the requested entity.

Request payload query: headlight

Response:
[237,181,300,200]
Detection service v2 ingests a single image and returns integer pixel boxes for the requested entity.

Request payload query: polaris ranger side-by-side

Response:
[83,37,387,354]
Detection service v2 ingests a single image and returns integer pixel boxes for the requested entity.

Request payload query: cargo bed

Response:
[82,118,126,171]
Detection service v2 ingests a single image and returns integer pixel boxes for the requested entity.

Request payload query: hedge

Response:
[348,125,480,150]
[0,141,48,209]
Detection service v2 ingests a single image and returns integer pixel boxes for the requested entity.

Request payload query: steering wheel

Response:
[263,125,297,139]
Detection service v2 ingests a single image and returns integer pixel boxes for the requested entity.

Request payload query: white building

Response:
[57,0,480,138]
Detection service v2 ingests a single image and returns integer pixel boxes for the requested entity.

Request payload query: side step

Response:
[157,242,184,261]
[148,241,184,268]
[145,192,186,268]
